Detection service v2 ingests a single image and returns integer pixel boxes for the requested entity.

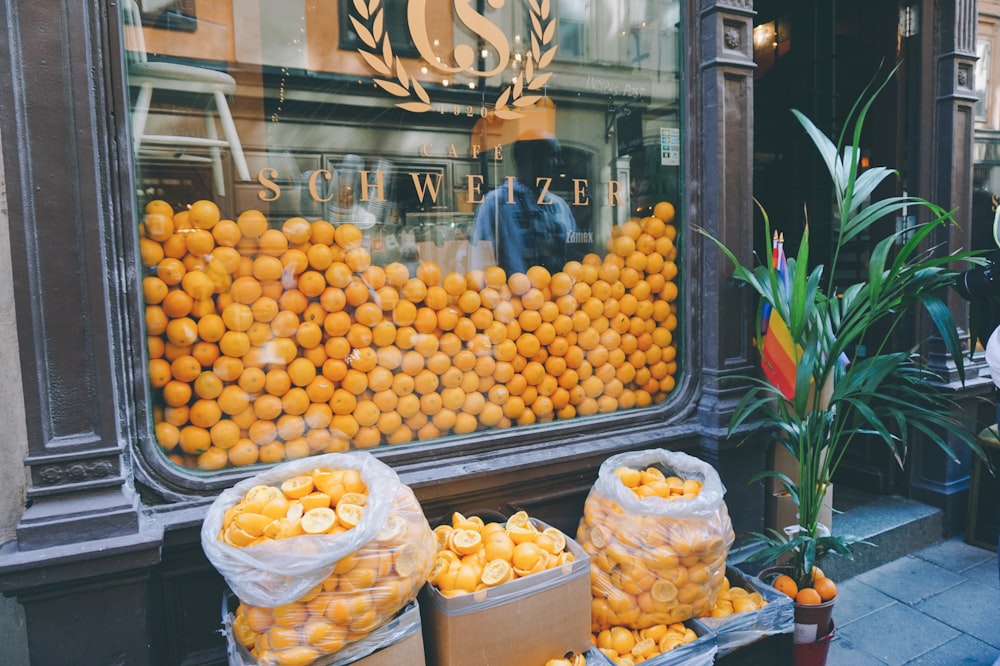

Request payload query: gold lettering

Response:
[471,144,482,159]
[420,143,432,157]
[572,179,589,206]
[608,180,623,207]
[467,174,484,204]
[494,145,503,161]
[410,172,444,203]
[536,177,553,205]
[257,168,281,202]
[505,176,516,204]
[360,171,386,202]
[408,0,509,77]
[308,170,334,203]
[448,144,459,158]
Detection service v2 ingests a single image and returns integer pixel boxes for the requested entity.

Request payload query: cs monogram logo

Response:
[352,0,557,119]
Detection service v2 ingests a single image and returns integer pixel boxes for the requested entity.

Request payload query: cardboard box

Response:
[766,445,833,532]
[697,566,793,657]
[224,596,425,666]
[587,620,717,666]
[418,519,592,666]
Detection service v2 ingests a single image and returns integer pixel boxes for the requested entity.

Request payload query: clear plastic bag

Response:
[696,568,793,657]
[577,449,735,630]
[202,452,435,665]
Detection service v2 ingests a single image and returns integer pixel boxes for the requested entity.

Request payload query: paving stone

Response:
[835,603,960,665]
[915,580,1000,649]
[913,538,997,573]
[827,633,890,665]
[963,558,1000,590]
[833,578,897,627]
[854,556,967,604]
[905,634,1000,665]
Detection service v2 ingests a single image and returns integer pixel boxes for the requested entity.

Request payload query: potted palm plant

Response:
[703,71,985,660]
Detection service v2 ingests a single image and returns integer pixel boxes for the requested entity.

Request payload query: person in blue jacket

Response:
[472,131,579,275]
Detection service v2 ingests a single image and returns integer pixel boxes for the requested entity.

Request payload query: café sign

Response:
[351,0,557,118]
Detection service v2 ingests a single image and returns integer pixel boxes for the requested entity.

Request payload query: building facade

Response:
[0,1,985,663]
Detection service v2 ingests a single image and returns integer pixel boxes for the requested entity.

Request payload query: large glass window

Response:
[125,0,683,474]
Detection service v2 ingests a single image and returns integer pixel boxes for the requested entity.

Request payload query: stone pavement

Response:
[828,537,1000,665]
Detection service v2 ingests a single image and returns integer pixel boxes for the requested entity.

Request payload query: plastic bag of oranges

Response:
[577,449,735,631]
[201,452,435,666]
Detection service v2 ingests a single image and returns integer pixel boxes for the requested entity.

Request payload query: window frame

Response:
[124,0,694,495]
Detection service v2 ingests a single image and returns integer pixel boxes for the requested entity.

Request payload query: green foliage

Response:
[702,69,983,585]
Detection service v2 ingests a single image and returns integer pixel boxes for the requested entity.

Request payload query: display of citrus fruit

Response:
[427,511,575,597]
[139,203,680,469]
[221,466,434,666]
[579,462,732,631]
[701,574,768,618]
[593,621,698,665]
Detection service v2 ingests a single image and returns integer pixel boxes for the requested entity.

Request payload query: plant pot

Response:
[793,619,835,666]
[793,595,836,643]
[756,565,837,643]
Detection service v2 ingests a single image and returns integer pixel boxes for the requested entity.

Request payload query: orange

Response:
[185,229,215,256]
[410,260,440,287]
[139,238,165,267]
[189,200,221,229]
[154,421,179,451]
[795,587,822,605]
[257,228,289,257]
[773,574,798,599]
[549,272,574,297]
[210,219,241,247]
[324,262,352,289]
[334,223,362,250]
[230,276,263,305]
[179,425,212,455]
[279,216,310,245]
[653,200,675,223]
[814,576,837,602]
[142,212,174,242]
[354,302,383,328]
[344,247,371,273]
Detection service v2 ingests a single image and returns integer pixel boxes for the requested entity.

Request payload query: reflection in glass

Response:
[125,0,684,472]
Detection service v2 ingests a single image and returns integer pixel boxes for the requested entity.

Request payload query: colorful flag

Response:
[760,233,798,399]
[761,231,779,334]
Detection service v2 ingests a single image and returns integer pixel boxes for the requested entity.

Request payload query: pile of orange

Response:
[578,467,730,631]
[428,511,575,597]
[224,468,435,666]
[545,654,588,666]
[701,575,767,618]
[219,467,369,546]
[139,197,680,470]
[593,622,699,665]
[772,567,837,605]
[614,465,703,501]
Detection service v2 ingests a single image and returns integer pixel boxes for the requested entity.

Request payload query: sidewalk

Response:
[828,537,1000,664]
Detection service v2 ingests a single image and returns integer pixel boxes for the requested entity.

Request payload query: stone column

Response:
[911,0,994,533]
[0,1,161,662]
[687,0,766,535]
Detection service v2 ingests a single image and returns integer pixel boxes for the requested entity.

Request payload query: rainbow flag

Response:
[760,234,798,400]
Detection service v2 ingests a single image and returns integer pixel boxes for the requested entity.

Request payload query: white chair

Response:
[123,0,250,196]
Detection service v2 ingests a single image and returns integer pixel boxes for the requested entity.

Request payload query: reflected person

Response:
[472,131,579,275]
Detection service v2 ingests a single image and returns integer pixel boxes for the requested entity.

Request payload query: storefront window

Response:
[125,0,684,474]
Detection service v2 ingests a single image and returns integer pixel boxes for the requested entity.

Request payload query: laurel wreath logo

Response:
[352,0,557,118]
